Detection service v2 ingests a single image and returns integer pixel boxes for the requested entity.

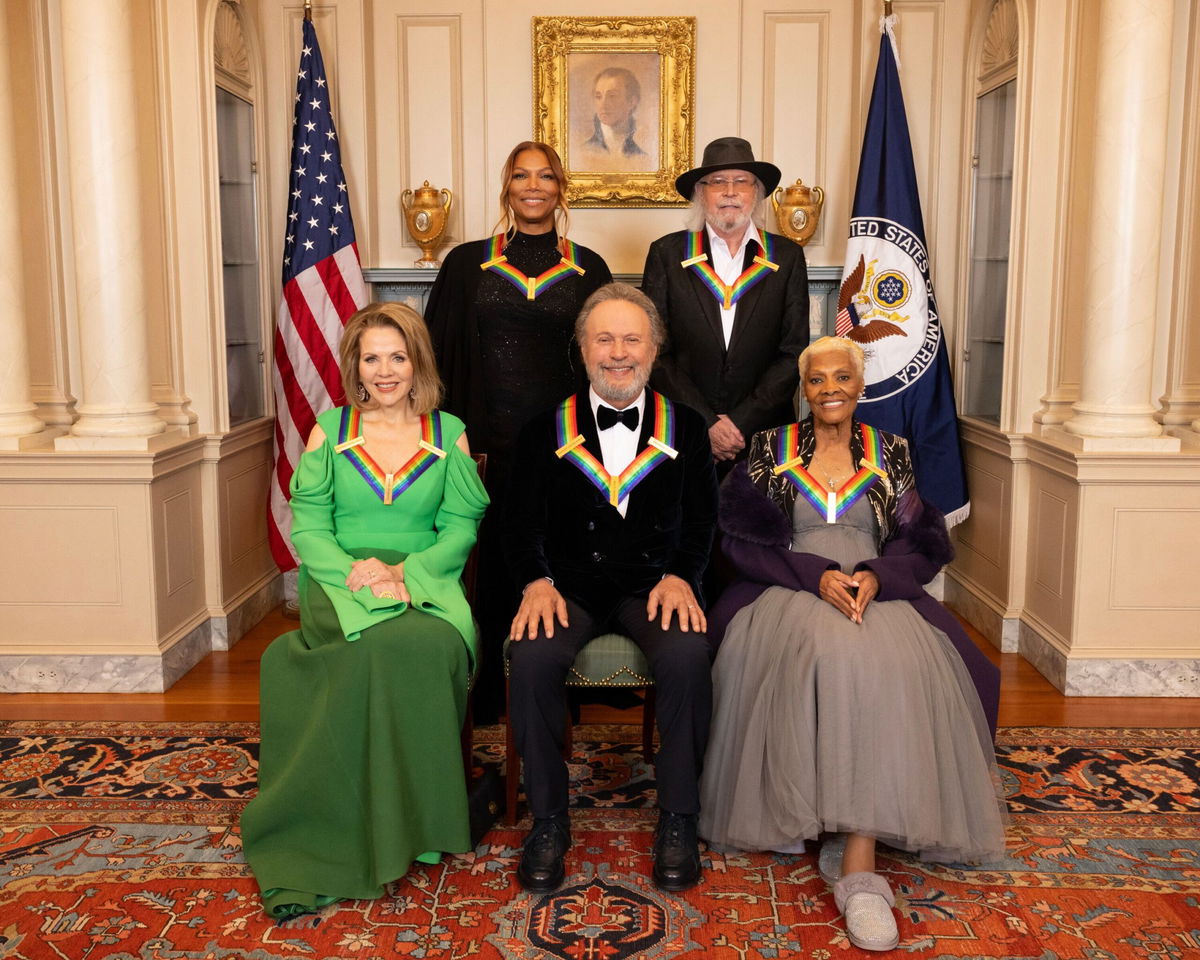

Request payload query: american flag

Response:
[268,17,368,570]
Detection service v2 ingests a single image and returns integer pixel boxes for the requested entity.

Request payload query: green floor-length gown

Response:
[240,406,488,917]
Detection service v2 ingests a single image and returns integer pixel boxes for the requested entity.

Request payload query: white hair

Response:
[683,178,767,232]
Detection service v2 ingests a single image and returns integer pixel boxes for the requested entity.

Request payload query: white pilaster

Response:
[55,0,167,448]
[1060,0,1178,450]
[0,4,47,449]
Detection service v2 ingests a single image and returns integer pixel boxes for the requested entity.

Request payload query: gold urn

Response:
[401,181,453,268]
[771,178,825,246]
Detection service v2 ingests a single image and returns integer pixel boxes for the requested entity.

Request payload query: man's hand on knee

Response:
[646,575,706,633]
[511,578,570,640]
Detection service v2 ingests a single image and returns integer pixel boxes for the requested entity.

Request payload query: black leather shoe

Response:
[517,816,570,892]
[652,811,701,891]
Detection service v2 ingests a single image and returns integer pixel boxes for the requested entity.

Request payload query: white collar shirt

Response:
[589,386,645,518]
[705,220,760,348]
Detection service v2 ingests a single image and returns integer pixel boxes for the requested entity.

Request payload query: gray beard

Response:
[590,368,649,407]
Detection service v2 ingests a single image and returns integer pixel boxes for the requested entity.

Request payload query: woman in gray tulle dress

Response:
[698,337,1007,952]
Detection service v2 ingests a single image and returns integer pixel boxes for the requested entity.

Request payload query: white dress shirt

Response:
[589,386,645,518]
[706,220,760,348]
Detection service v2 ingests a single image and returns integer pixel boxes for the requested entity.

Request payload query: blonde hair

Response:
[798,335,866,381]
[339,302,443,414]
[493,141,571,239]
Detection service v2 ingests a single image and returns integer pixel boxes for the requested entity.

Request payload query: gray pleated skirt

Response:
[699,498,1007,863]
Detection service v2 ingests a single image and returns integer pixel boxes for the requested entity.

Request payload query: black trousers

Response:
[508,595,713,820]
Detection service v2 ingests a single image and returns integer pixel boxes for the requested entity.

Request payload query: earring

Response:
[409,388,416,400]
[357,383,369,403]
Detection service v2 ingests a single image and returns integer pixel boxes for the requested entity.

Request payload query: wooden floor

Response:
[4,606,1200,727]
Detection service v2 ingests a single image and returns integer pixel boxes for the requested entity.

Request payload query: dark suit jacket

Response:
[642,229,809,437]
[503,390,718,616]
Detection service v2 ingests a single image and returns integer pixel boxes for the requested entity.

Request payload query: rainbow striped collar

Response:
[680,229,778,309]
[332,407,446,505]
[479,232,586,300]
[772,421,886,523]
[555,392,677,508]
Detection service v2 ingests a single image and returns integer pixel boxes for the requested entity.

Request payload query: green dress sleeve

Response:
[289,436,406,641]
[402,443,490,619]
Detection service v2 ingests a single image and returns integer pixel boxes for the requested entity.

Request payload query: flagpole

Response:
[304,0,312,22]
[883,0,893,14]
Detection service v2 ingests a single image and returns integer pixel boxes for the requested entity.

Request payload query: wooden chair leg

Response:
[642,686,657,762]
[504,674,519,825]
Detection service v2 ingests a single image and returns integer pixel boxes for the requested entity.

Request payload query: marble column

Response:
[1061,0,1178,449]
[55,0,166,447]
[0,6,46,449]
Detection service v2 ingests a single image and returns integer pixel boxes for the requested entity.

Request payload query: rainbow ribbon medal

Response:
[680,229,779,309]
[480,233,585,300]
[555,393,677,507]
[334,408,446,505]
[773,422,885,523]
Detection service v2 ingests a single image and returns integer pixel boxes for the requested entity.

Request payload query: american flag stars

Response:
[280,33,355,284]
[270,19,367,570]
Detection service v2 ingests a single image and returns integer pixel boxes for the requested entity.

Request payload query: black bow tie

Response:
[596,404,639,431]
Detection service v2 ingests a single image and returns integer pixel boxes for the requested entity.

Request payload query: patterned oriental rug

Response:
[1,722,1198,960]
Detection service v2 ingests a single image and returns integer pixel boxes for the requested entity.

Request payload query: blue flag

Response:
[836,20,969,524]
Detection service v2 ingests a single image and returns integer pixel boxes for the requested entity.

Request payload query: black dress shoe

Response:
[517,816,570,892]
[652,811,701,891]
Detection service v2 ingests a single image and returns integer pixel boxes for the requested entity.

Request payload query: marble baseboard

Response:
[1019,620,1067,690]
[1018,620,1200,696]
[0,576,283,692]
[0,619,213,694]
[944,577,1018,652]
[210,575,283,651]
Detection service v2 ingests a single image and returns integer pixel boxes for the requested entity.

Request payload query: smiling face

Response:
[802,347,864,428]
[357,325,413,410]
[581,298,658,408]
[506,148,560,234]
[700,167,758,236]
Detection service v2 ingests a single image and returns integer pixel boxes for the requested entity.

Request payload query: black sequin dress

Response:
[426,229,612,719]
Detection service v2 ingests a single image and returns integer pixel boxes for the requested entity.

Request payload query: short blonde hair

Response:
[493,141,571,239]
[798,335,865,381]
[339,302,443,414]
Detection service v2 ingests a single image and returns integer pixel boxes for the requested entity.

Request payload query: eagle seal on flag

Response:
[836,14,969,524]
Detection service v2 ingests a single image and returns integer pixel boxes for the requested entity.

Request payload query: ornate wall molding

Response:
[214,0,251,94]
[979,0,1018,93]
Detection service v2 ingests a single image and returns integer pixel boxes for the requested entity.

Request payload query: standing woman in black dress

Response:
[426,141,612,720]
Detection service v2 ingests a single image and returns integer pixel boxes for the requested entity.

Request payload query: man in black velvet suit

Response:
[504,282,717,893]
[643,137,809,464]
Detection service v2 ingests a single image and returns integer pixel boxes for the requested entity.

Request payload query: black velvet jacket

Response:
[503,390,718,616]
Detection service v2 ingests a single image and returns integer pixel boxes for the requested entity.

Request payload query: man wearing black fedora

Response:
[642,137,809,464]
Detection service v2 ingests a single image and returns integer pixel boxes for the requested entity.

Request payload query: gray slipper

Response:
[818,834,846,884]
[833,871,899,952]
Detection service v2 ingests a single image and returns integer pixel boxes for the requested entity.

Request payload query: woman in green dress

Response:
[241,302,489,918]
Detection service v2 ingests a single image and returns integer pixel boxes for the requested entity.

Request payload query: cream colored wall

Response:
[248,1,970,283]
[4,0,1198,691]
[947,0,1200,695]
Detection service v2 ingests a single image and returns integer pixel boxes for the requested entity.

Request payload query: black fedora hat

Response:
[675,137,782,199]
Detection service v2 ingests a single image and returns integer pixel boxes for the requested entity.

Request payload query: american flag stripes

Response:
[268,17,367,570]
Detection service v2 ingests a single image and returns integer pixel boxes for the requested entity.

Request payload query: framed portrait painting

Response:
[533,16,695,207]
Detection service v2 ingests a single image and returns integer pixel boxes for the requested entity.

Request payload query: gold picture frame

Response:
[533,16,695,207]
